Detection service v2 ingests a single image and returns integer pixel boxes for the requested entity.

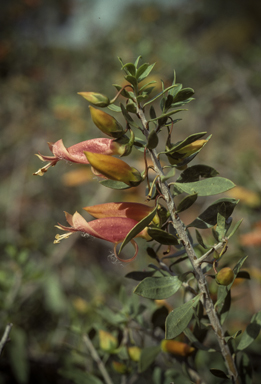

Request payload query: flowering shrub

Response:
[32,57,260,384]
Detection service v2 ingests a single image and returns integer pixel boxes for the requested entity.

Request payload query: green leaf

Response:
[120,103,139,128]
[59,368,103,384]
[173,177,235,197]
[227,218,243,239]
[147,227,179,245]
[43,273,67,313]
[122,63,136,76]
[147,130,159,149]
[139,80,157,92]
[165,295,201,339]
[176,164,219,183]
[126,101,137,113]
[210,368,229,379]
[134,55,142,68]
[107,103,122,112]
[172,87,195,103]
[125,270,156,281]
[237,311,261,351]
[139,345,161,372]
[137,62,156,82]
[136,63,149,79]
[125,75,138,87]
[134,276,183,300]
[195,229,208,249]
[119,204,158,254]
[176,193,198,213]
[161,167,176,182]
[7,328,29,384]
[187,198,239,229]
[149,105,157,120]
[224,330,242,343]
[216,255,248,309]
[113,84,132,98]
[99,179,130,190]
[238,353,252,384]
[183,328,217,352]
[147,246,158,259]
[148,108,187,123]
[168,83,182,98]
[216,203,227,241]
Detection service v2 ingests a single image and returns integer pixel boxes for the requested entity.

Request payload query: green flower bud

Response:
[78,92,110,107]
[215,267,234,286]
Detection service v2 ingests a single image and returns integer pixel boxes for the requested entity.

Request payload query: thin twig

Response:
[0,323,13,355]
[83,334,114,384]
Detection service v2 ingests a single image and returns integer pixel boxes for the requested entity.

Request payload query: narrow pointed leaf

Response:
[174,177,235,197]
[134,276,182,299]
[99,180,131,190]
[148,108,186,122]
[136,63,150,79]
[216,203,227,240]
[147,227,179,245]
[107,104,122,112]
[168,83,182,98]
[176,193,198,213]
[228,218,243,239]
[119,204,158,254]
[165,295,201,339]
[134,56,142,68]
[137,62,156,82]
[195,229,208,249]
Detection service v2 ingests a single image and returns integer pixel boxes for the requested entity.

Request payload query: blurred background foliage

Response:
[0,0,261,382]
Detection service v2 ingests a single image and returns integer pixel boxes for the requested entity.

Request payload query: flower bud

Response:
[215,267,234,286]
[112,361,129,374]
[128,346,141,362]
[161,340,195,357]
[78,92,110,107]
[99,330,118,352]
[177,140,207,156]
[89,105,124,138]
[84,152,143,187]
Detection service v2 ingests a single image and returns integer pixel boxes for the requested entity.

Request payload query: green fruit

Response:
[215,267,234,286]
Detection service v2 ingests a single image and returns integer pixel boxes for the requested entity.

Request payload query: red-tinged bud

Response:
[89,105,124,138]
[215,267,234,286]
[99,330,118,352]
[78,92,110,107]
[161,340,195,357]
[84,152,143,187]
[128,346,141,362]
[33,138,124,176]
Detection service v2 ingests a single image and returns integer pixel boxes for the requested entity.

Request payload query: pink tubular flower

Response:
[33,138,125,176]
[54,211,150,262]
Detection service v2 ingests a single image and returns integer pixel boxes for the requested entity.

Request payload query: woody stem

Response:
[136,104,240,384]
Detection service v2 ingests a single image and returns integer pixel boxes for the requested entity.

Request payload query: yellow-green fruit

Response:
[215,267,234,286]
[78,92,110,107]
